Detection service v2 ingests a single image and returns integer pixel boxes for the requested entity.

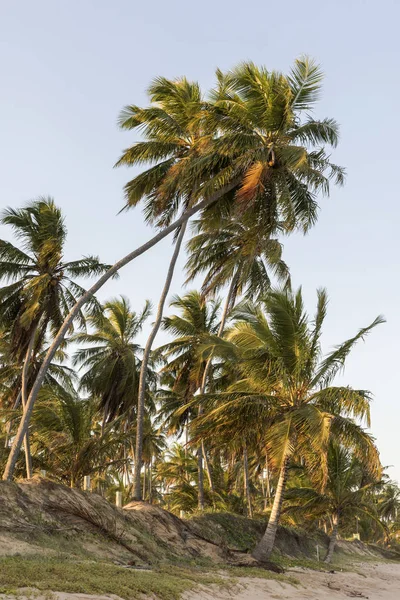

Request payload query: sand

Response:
[183,562,400,599]
[1,562,399,600]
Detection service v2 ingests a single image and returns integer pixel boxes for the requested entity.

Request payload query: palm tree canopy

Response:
[191,288,383,480]
[116,58,344,236]
[73,296,155,425]
[0,197,111,359]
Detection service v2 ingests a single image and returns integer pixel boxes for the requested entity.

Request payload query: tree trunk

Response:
[143,464,146,501]
[264,452,271,510]
[132,222,187,500]
[3,182,238,481]
[243,444,253,518]
[21,328,38,479]
[252,458,289,562]
[149,462,152,504]
[197,444,205,510]
[324,512,339,563]
[202,440,216,507]
[196,271,240,502]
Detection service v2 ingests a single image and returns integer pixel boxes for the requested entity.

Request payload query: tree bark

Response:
[132,222,187,500]
[21,328,38,479]
[202,440,216,506]
[252,458,289,561]
[324,512,339,563]
[3,181,238,482]
[264,452,271,510]
[197,444,205,510]
[243,444,253,518]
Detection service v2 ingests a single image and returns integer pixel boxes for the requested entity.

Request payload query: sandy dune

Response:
[184,562,400,599]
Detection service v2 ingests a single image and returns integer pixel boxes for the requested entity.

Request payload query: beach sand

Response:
[1,562,399,600]
[184,561,400,599]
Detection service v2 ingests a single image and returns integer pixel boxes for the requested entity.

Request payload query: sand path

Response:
[184,562,400,599]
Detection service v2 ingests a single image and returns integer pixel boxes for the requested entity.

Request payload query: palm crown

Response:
[0,198,110,359]
[73,296,155,427]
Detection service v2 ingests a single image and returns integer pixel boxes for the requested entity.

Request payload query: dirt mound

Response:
[0,478,389,567]
[0,479,234,565]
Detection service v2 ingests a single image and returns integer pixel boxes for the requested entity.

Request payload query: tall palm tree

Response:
[0,198,109,478]
[285,443,383,562]
[192,288,383,560]
[4,58,343,481]
[73,296,153,431]
[157,291,221,508]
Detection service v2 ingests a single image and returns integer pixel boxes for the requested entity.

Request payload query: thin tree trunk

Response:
[202,440,216,505]
[149,461,152,504]
[252,458,289,562]
[196,270,240,504]
[197,444,204,510]
[264,452,271,510]
[324,512,339,563]
[132,222,187,500]
[243,444,253,518]
[198,270,239,397]
[243,444,253,519]
[3,184,239,482]
[21,328,38,479]
[143,464,146,501]
[4,391,22,449]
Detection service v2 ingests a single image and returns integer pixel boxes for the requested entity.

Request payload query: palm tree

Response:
[192,288,383,560]
[185,214,291,416]
[4,58,343,481]
[155,443,199,512]
[157,291,221,508]
[0,198,109,478]
[30,386,128,488]
[116,78,208,499]
[285,443,383,563]
[73,296,153,431]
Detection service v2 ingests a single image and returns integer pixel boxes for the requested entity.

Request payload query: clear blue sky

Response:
[1,1,399,479]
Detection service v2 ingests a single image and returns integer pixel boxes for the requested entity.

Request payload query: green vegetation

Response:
[1,56,398,579]
[0,556,226,600]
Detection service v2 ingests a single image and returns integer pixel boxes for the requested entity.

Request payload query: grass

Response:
[0,556,227,600]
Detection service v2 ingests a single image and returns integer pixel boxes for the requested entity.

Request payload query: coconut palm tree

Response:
[192,288,383,560]
[0,198,110,477]
[285,443,383,562]
[73,296,154,431]
[4,58,343,482]
[157,291,221,508]
[30,386,128,488]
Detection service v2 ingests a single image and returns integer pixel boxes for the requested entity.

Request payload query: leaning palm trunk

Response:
[132,222,187,500]
[252,458,289,561]
[21,328,38,479]
[324,513,339,563]
[3,183,237,481]
[243,444,253,518]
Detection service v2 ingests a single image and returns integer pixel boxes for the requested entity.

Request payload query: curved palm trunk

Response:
[252,458,289,562]
[132,222,187,500]
[243,444,253,518]
[3,182,238,481]
[324,512,339,563]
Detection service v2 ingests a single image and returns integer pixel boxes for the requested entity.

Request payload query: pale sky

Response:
[1,1,399,479]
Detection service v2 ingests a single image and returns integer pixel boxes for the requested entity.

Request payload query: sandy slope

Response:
[184,562,400,599]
